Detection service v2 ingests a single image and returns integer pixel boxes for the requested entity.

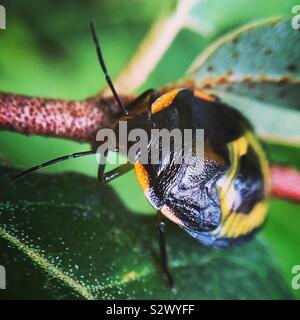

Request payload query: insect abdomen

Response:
[210,130,270,247]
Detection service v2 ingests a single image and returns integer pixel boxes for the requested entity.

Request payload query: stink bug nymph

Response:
[12,22,270,287]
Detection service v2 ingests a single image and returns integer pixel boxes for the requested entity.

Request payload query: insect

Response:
[12,22,270,287]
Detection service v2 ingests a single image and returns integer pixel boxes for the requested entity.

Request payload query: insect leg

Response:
[98,162,133,184]
[97,149,108,182]
[97,163,106,182]
[11,150,95,182]
[157,210,174,287]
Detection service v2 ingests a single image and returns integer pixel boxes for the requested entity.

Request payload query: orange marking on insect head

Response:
[151,89,182,114]
[151,88,215,114]
[194,90,215,102]
[134,161,150,191]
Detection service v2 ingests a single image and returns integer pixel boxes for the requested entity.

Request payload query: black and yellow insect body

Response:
[13,23,270,286]
[132,88,270,248]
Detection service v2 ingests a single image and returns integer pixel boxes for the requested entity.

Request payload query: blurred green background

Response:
[0,0,299,298]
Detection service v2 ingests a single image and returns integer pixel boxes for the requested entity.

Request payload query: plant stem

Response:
[270,166,300,202]
[0,92,129,143]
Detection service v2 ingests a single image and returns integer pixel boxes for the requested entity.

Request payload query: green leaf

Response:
[261,142,300,299]
[263,142,300,169]
[187,19,300,146]
[262,199,300,300]
[0,164,292,299]
[181,0,299,38]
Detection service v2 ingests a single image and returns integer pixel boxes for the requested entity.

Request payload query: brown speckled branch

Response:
[0,92,132,144]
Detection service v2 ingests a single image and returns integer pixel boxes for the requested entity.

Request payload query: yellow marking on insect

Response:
[245,131,270,195]
[215,130,270,239]
[217,135,249,221]
[219,201,267,238]
[218,212,235,236]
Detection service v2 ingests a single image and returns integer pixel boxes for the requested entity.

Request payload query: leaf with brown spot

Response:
[187,19,300,147]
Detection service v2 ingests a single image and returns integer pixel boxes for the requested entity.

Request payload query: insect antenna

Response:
[11,23,122,182]
[90,21,128,116]
[11,150,95,182]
